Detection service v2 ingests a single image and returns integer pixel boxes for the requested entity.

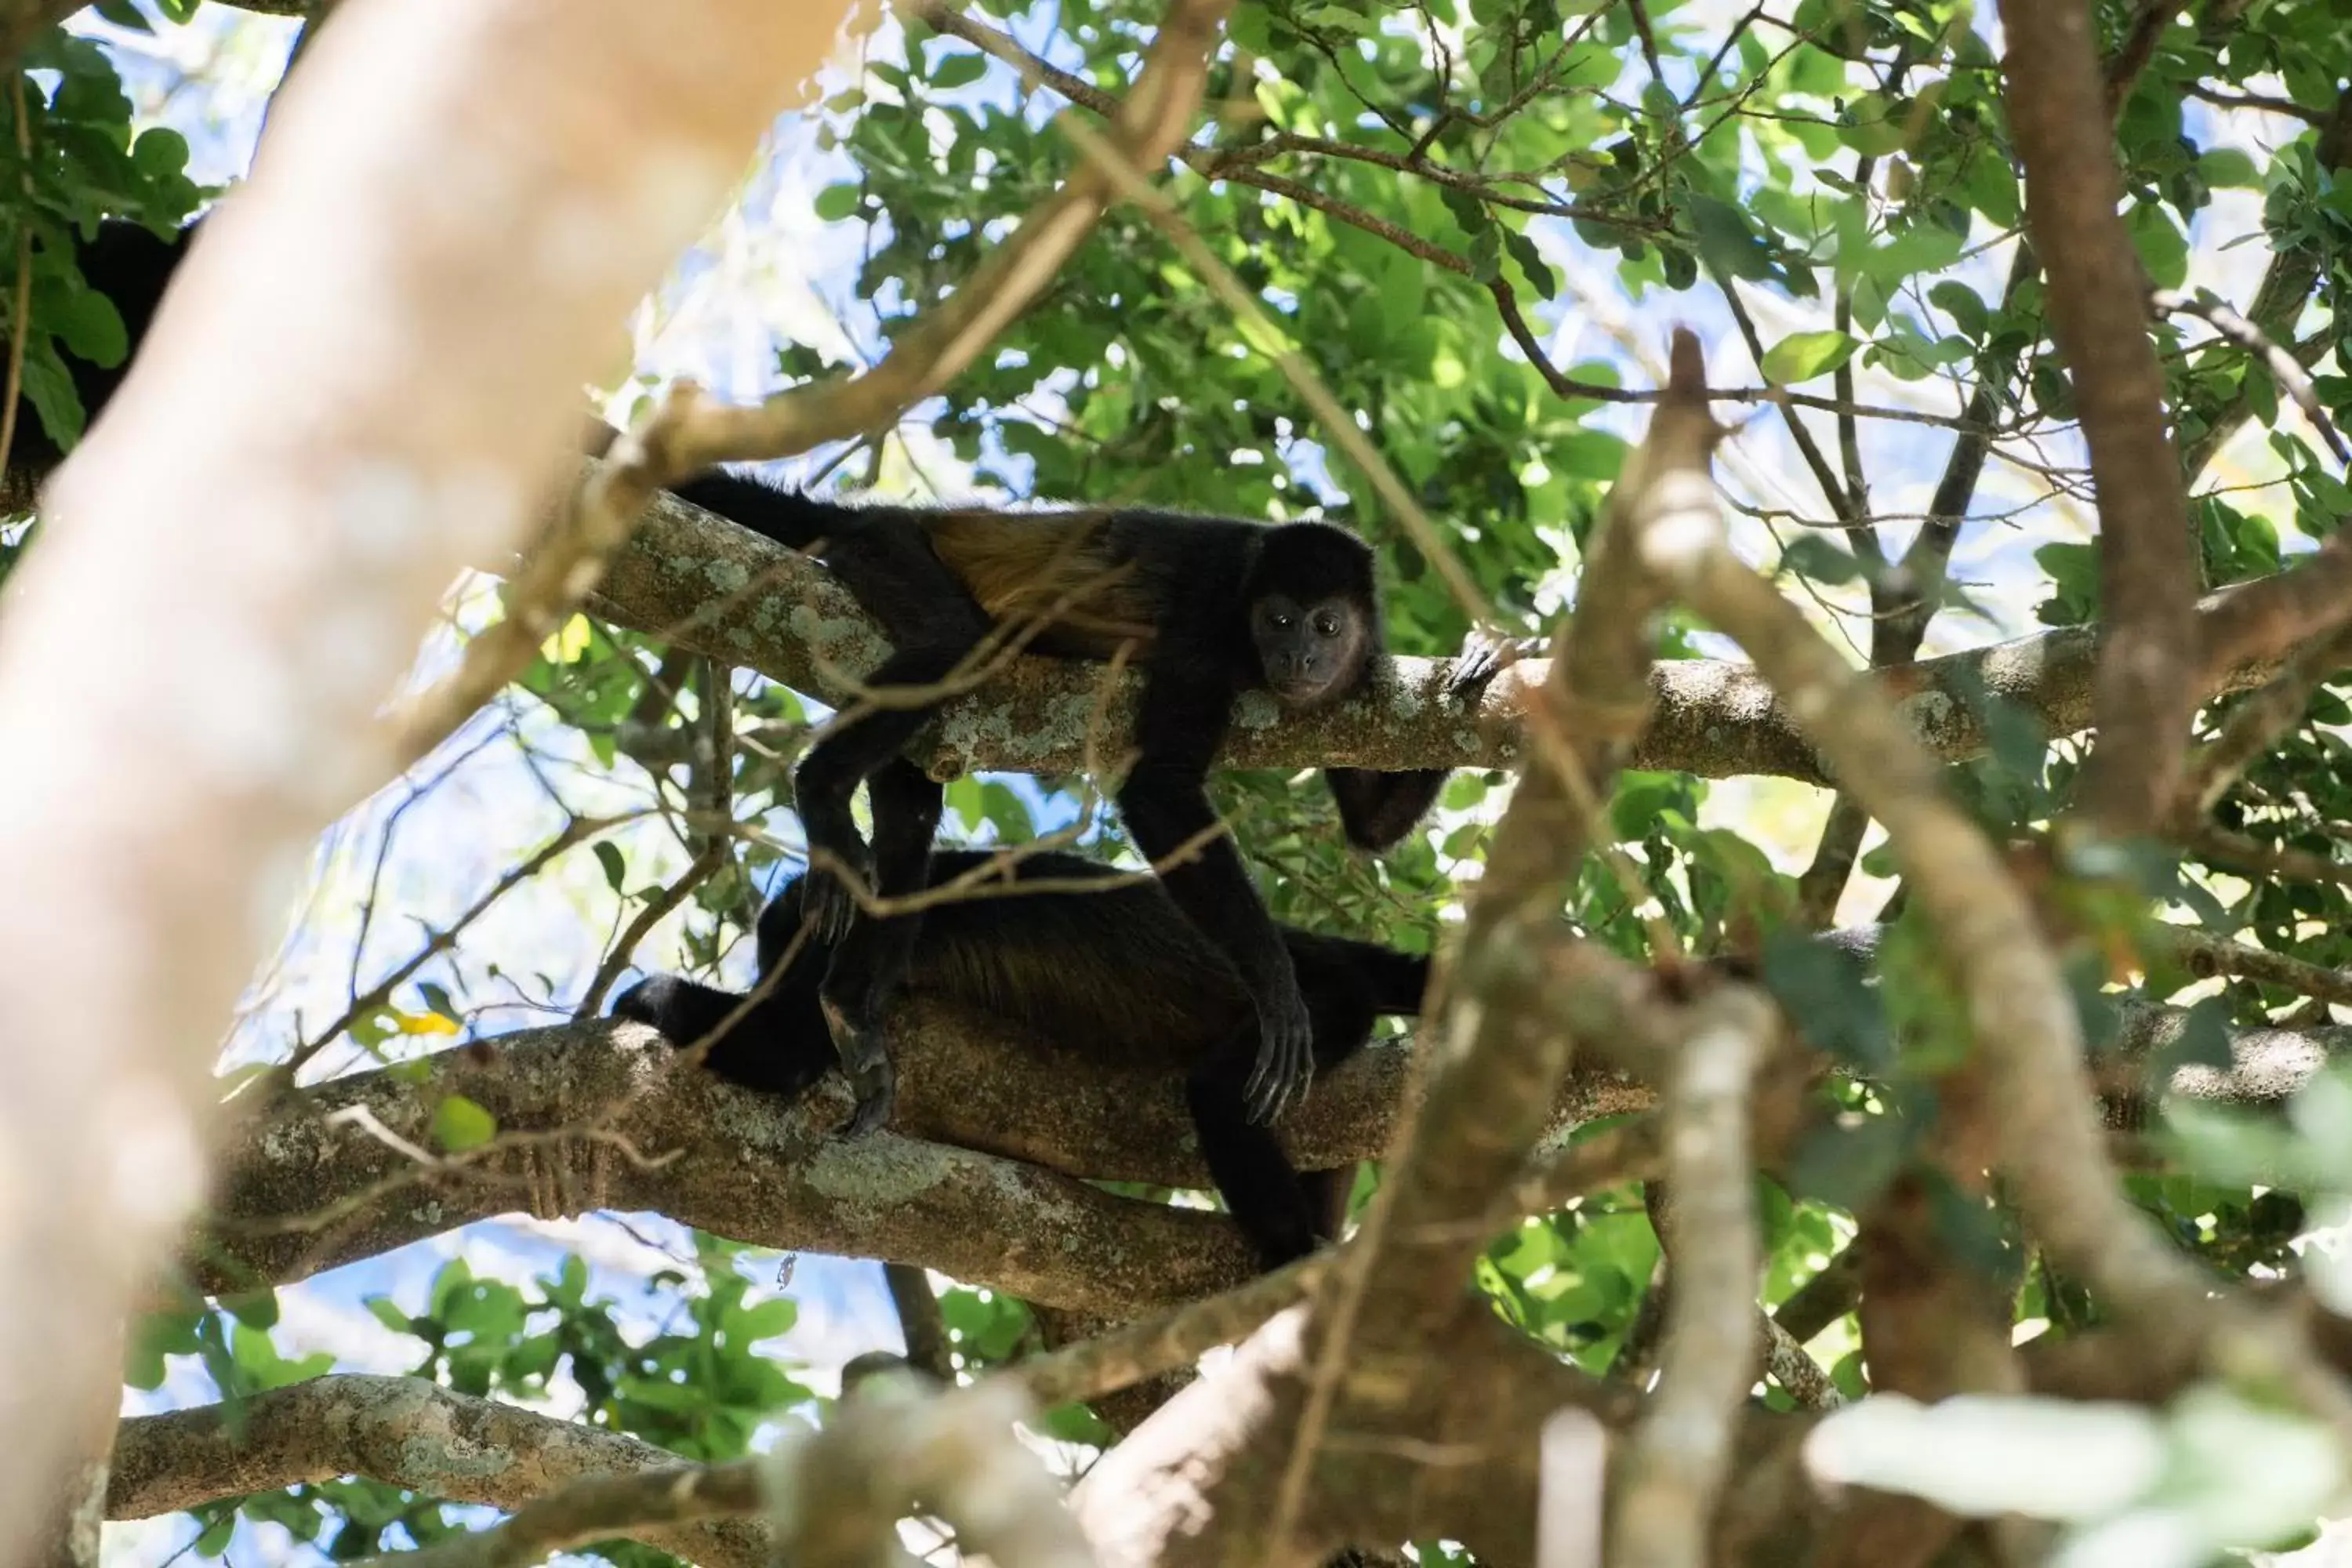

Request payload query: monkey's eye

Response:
[1312,614,1340,637]
[1271,613,1294,629]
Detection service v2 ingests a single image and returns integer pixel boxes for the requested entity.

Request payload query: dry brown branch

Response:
[2152,289,2352,468]
[884,1264,955,1384]
[1010,1251,1332,1408]
[2180,627,2352,815]
[774,1381,1094,1568]
[1504,1119,1663,1221]
[354,1461,768,1568]
[288,811,641,1080]
[344,1376,1087,1568]
[2181,91,2352,483]
[1628,407,2352,1450]
[1773,1243,1862,1345]
[1609,989,1774,1568]
[1265,331,1717,1558]
[2145,922,2352,1009]
[668,0,1234,470]
[389,384,717,768]
[575,839,730,1018]
[0,2,837,1551]
[2001,0,2200,835]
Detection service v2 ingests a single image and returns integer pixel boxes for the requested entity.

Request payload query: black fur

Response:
[668,469,1506,1138]
[613,848,1430,1271]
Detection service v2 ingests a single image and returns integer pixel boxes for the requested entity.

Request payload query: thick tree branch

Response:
[589,480,2336,786]
[2000,0,2200,834]
[110,1376,775,1568]
[193,1015,1657,1315]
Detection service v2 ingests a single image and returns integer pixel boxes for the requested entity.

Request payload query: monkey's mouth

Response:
[1270,673,1349,710]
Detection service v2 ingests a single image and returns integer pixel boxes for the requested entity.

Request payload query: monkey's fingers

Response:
[806,871,859,944]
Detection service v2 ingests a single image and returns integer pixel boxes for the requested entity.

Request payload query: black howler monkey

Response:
[613,848,1431,1270]
[666,466,1511,1138]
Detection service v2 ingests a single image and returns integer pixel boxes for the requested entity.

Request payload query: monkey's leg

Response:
[794,518,990,942]
[817,757,944,1137]
[1187,1049,1329,1270]
[1120,666,1314,1127]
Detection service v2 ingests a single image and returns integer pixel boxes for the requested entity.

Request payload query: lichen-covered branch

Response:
[193,1015,1657,1314]
[110,1375,775,1568]
[586,479,2329,786]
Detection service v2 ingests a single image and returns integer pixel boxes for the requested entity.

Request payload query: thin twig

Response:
[1609,992,1773,1568]
[2152,287,2352,468]
[285,812,643,1081]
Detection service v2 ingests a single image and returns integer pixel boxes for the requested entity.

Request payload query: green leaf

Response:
[929,50,987,89]
[1682,194,1777,283]
[735,1297,799,1342]
[417,981,462,1024]
[432,1094,498,1153]
[1299,2,1374,31]
[1927,281,1987,342]
[1760,928,1889,1070]
[2127,203,2190,290]
[2198,147,2260,189]
[1503,230,1555,300]
[222,1289,281,1330]
[1759,329,1858,386]
[812,183,864,223]
[593,840,626,894]
[1780,533,1863,585]
[365,1298,418,1337]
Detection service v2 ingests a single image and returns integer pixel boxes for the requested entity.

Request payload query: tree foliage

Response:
[17,0,2352,1563]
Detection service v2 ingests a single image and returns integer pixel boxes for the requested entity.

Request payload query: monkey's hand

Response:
[805,843,873,944]
[1243,976,1316,1124]
[1447,628,1545,702]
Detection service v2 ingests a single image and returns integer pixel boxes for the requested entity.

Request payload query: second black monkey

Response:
[614,848,1431,1270]
[667,468,1511,1138]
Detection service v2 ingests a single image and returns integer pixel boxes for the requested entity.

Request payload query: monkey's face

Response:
[1251,591,1371,710]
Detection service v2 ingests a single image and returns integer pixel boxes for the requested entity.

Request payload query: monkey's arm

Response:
[1324,765,1452,851]
[1116,667,1314,1126]
[1324,630,1542,851]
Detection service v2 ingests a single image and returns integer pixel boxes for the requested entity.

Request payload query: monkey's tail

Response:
[666,469,862,552]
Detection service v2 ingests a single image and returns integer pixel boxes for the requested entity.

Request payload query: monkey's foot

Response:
[1242,986,1316,1125]
[820,992,895,1137]
[840,1077,896,1138]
